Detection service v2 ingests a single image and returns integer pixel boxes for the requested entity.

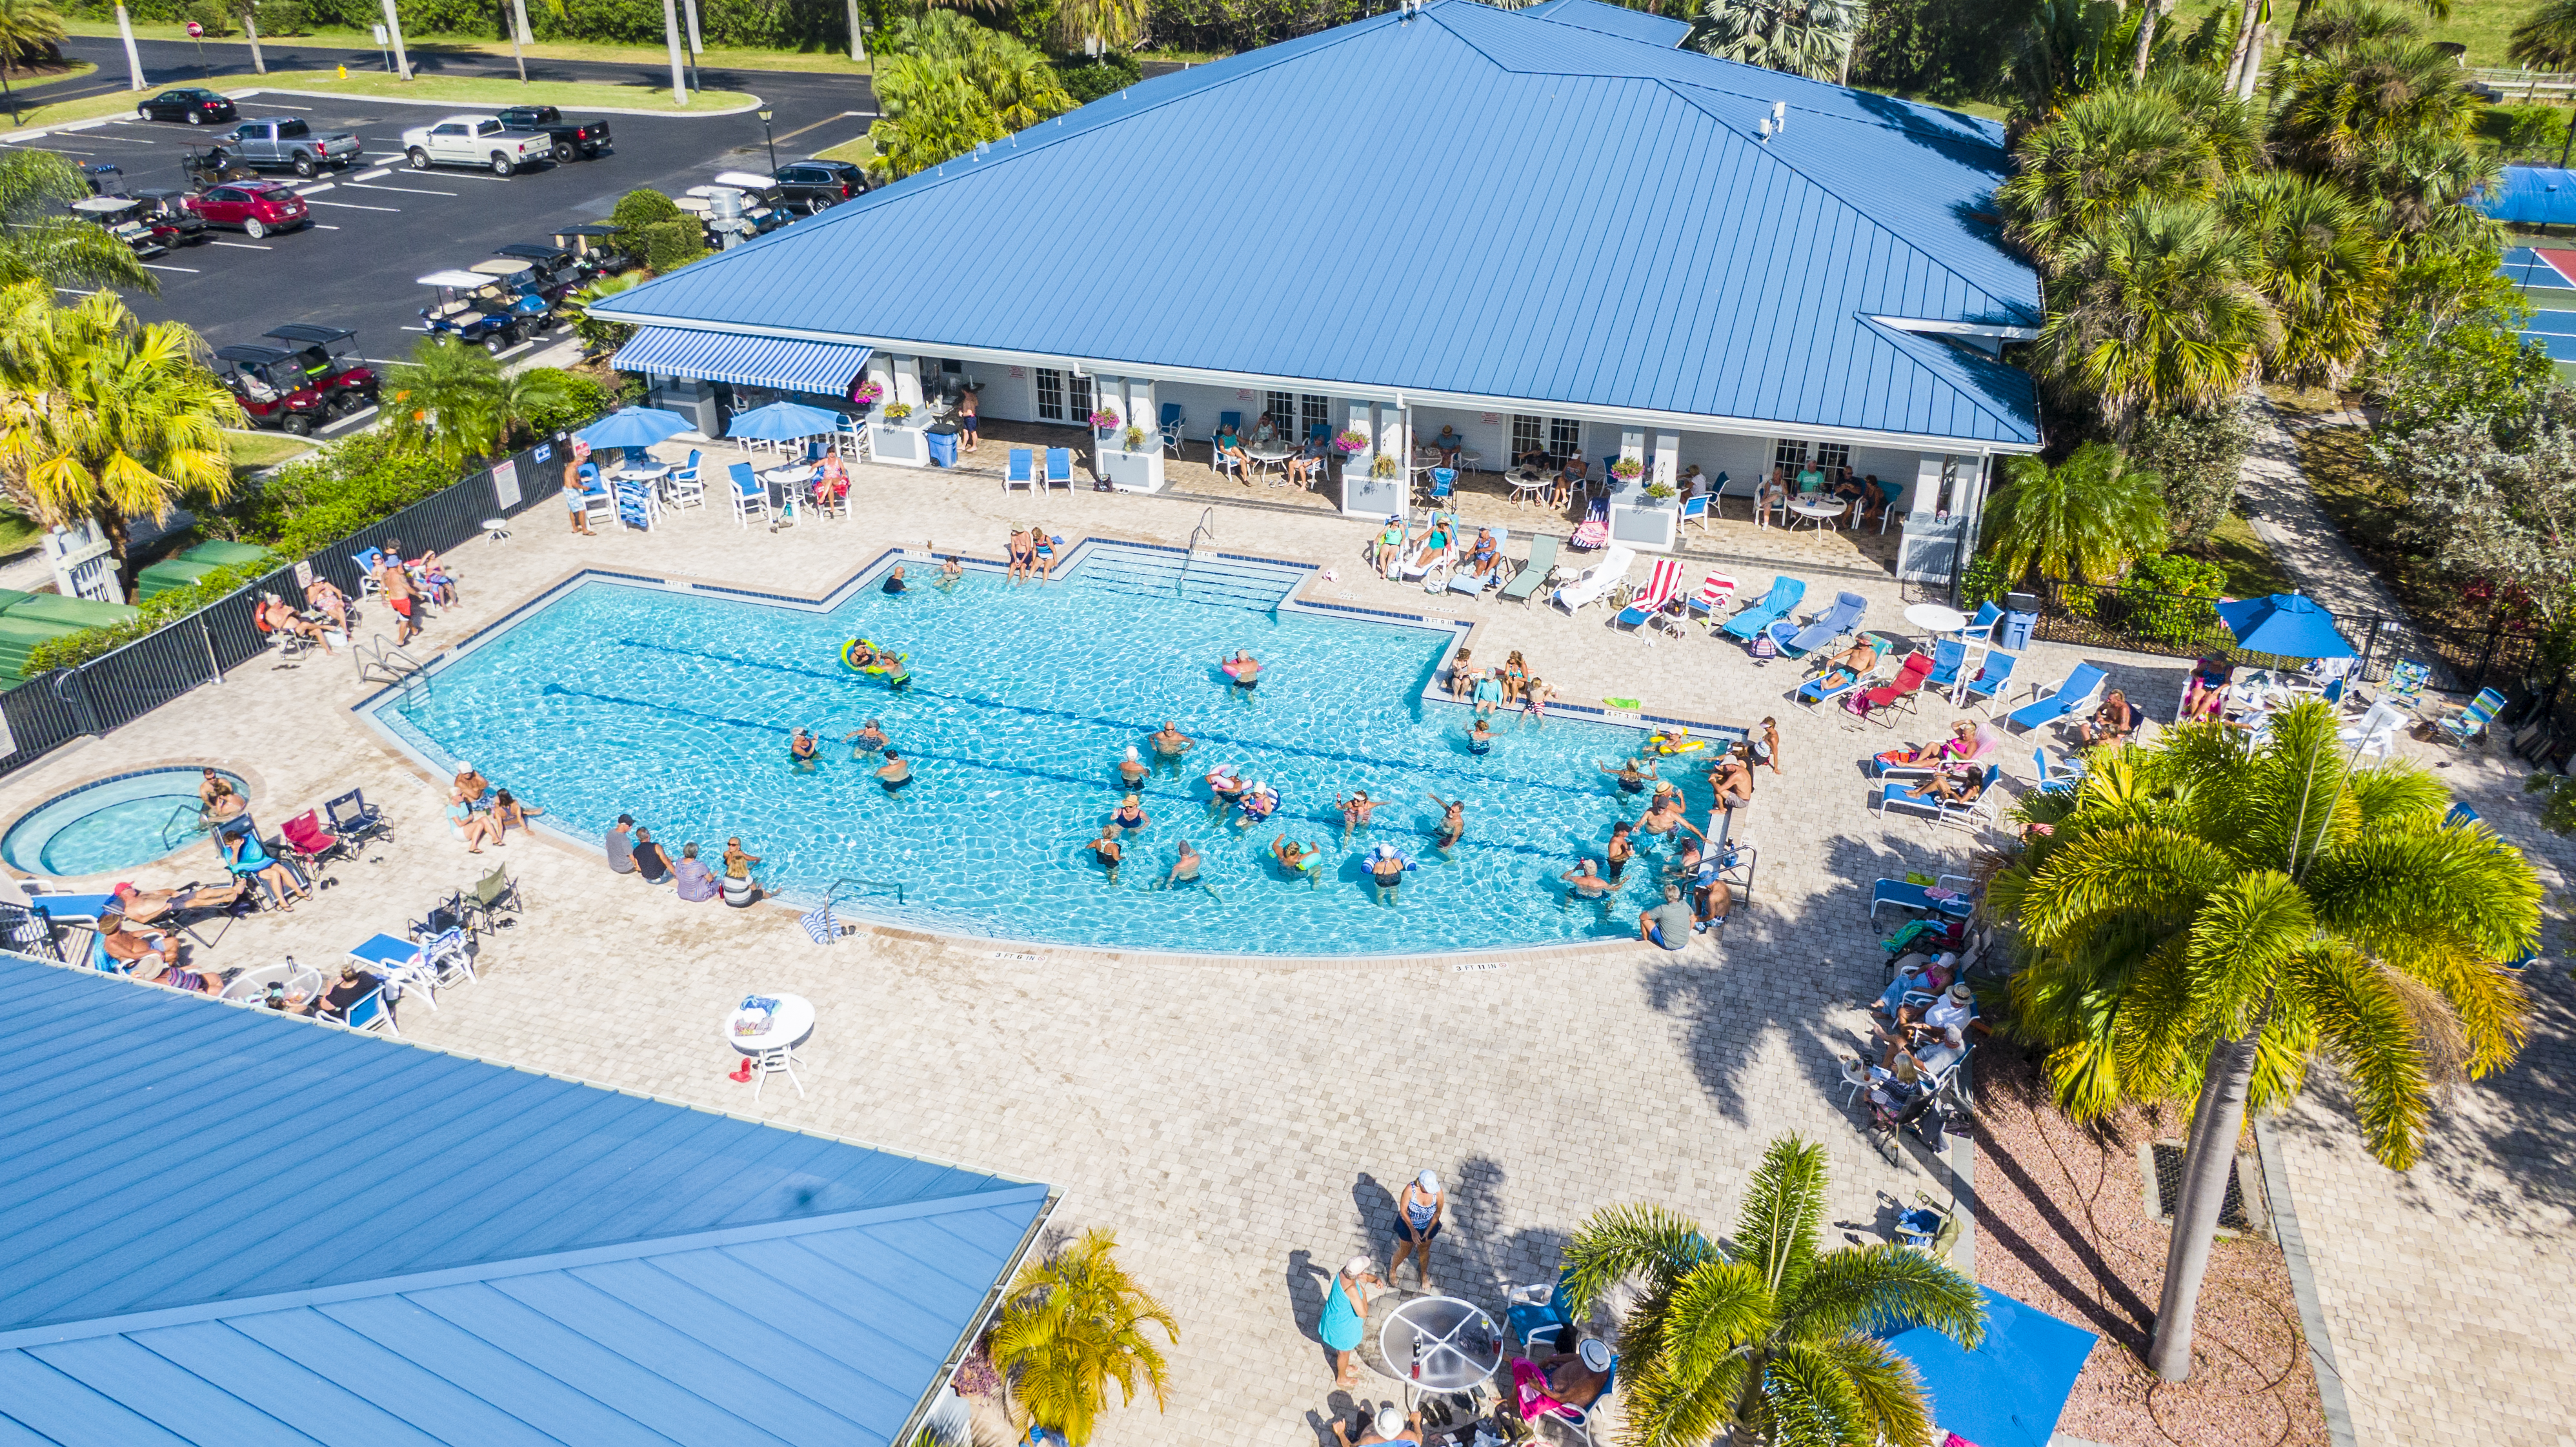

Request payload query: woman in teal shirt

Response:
[1320,1254,1378,1389]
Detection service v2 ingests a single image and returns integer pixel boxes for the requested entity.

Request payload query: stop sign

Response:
[185,19,202,35]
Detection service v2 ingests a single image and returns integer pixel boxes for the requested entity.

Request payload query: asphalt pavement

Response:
[5,36,879,372]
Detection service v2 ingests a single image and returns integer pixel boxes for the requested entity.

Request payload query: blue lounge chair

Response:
[1960,653,2017,712]
[1869,875,1976,925]
[2033,746,2085,795]
[1795,638,1888,707]
[1449,526,1510,596]
[1876,762,2003,829]
[1764,620,1800,655]
[2435,687,2507,747]
[1722,576,1806,642]
[325,789,389,847]
[1004,447,1036,493]
[1951,600,2003,645]
[1044,447,1074,492]
[1429,467,1456,500]
[1924,639,1967,693]
[1158,403,1185,458]
[1218,410,1241,436]
[1505,1271,1579,1352]
[25,892,119,927]
[2002,663,2107,734]
[1784,591,1867,654]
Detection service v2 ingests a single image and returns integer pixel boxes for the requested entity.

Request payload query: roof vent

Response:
[1771,100,1787,134]
[1757,116,1772,142]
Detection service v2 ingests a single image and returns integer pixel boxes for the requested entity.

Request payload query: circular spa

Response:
[1,767,247,878]
[364,545,1738,957]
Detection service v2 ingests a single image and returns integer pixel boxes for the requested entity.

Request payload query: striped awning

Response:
[612,327,873,396]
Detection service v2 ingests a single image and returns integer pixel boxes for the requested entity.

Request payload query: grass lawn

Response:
[2426,0,2548,68]
[812,132,876,166]
[8,70,753,129]
[0,514,39,559]
[223,429,314,478]
[63,22,870,75]
[2191,509,2299,598]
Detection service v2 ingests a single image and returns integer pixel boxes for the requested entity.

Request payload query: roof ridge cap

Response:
[0,1182,1051,1351]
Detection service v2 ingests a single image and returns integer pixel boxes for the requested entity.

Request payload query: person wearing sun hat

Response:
[1330,1404,1423,1446]
[1318,1253,1379,1390]
[1511,1336,1615,1422]
[1390,1168,1445,1290]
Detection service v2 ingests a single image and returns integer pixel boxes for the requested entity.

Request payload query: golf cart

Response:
[260,324,377,412]
[416,269,547,354]
[490,244,582,303]
[550,222,636,277]
[130,189,209,247]
[213,345,333,434]
[68,196,168,259]
[178,144,256,191]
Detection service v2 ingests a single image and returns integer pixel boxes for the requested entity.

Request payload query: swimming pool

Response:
[2,767,246,878]
[364,545,1735,957]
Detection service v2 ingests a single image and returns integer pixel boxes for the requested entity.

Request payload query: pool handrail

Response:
[826,875,906,907]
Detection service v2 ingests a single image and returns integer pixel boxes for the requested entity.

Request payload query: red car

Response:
[184,180,309,239]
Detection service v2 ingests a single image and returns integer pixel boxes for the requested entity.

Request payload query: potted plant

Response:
[1369,453,1398,480]
[1087,406,1122,438]
[1122,423,1148,452]
[874,400,926,466]
[1098,415,1164,493]
[1644,480,1676,501]
[881,401,912,423]
[1611,456,1645,482]
[846,378,883,414]
[1333,429,1369,455]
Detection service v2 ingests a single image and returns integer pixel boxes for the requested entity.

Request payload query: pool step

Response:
[1070,548,1307,611]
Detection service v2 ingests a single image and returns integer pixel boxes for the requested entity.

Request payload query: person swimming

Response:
[1605,820,1635,884]
[1429,793,1465,856]
[1118,745,1149,788]
[1206,763,1248,819]
[1236,780,1279,829]
[789,728,819,771]
[876,748,913,792]
[846,718,889,759]
[937,554,965,591]
[1085,826,1123,884]
[1150,719,1194,769]
[1164,840,1220,899]
[1338,789,1378,840]
[1597,757,1657,794]
[1271,833,1320,887]
[1221,650,1261,695]
[1111,793,1150,835]
[1468,716,1496,755]
[1367,842,1411,906]
[1560,857,1616,909]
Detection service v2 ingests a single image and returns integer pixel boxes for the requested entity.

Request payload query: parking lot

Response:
[9,43,878,388]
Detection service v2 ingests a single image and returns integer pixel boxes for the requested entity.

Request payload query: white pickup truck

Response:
[399,114,554,177]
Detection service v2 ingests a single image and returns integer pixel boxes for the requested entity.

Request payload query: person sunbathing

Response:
[1371,516,1406,578]
[2182,658,2231,720]
[305,576,351,631]
[111,878,245,923]
[2077,689,2137,747]
[1462,529,1502,579]
[1811,638,1880,690]
[221,830,310,909]
[1900,764,1988,807]
[1213,427,1253,482]
[812,450,849,507]
[1408,516,1454,570]
[1884,720,1982,773]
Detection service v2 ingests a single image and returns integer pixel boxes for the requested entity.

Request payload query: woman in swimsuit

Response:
[1338,788,1377,840]
[1447,649,1476,702]
[847,718,890,760]
[1502,651,1530,704]
[1235,782,1278,830]
[1428,793,1465,857]
[1031,525,1058,582]
[789,729,819,772]
[1111,793,1149,835]
[1468,716,1495,755]
[937,554,965,591]
[1368,844,1407,906]
[1272,834,1320,886]
[1598,757,1656,795]
[1373,517,1406,579]
[1084,827,1123,883]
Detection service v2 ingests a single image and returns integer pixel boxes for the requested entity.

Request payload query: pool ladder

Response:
[1178,507,1215,594]
[158,803,211,853]
[827,875,906,907]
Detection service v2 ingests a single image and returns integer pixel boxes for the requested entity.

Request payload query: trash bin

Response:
[925,427,959,468]
[2001,611,2037,650]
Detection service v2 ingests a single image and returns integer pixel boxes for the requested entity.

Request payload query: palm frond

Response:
[1778,1242,1984,1349]
[1560,1203,1720,1321]
[1659,1260,1773,1393]
[1818,1333,1934,1447]
[1735,1134,1828,1299]
[2286,944,2435,1167]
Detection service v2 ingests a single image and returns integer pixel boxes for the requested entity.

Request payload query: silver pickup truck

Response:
[212,117,363,179]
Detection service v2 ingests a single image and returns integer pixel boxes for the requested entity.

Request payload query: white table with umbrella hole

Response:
[725,993,814,1100]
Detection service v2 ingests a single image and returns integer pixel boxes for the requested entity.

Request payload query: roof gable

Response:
[1518,0,1693,48]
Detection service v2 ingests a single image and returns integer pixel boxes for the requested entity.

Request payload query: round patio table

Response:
[1364,1293,1503,1408]
[221,960,325,1007]
[1787,497,1848,531]
[1247,442,1295,486]
[1505,467,1551,506]
[1904,602,1969,635]
[727,993,816,1057]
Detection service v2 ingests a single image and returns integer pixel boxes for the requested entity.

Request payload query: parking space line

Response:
[210,241,272,250]
[295,183,335,196]
[308,200,397,212]
[313,224,342,229]
[257,103,312,110]
[355,168,390,180]
[497,340,534,358]
[319,405,377,434]
[141,263,199,273]
[347,181,454,196]
[400,324,428,331]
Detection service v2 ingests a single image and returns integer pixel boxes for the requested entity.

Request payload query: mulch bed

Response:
[1971,1043,2330,1447]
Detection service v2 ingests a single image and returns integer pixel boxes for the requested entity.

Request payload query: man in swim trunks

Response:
[881,565,907,595]
[1428,793,1465,857]
[1637,789,1706,848]
[1222,651,1260,696]
[1605,821,1635,884]
[846,718,889,760]
[1007,526,1034,583]
[1085,826,1123,883]
[876,749,913,792]
[1710,751,1756,812]
[789,729,819,771]
[1271,834,1319,887]
[1561,857,1615,907]
[1149,720,1194,770]
[1165,840,1211,895]
[1811,638,1880,692]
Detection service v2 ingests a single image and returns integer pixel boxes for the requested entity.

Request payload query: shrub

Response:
[610,187,682,234]
[23,558,279,674]
[1057,51,1139,104]
[2111,550,2231,645]
[257,0,311,35]
[523,369,630,435]
[640,217,708,272]
[2128,401,2253,545]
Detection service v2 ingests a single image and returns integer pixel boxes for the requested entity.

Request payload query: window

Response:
[1035,368,1065,421]
[1548,416,1582,460]
[1300,394,1331,440]
[1068,372,1092,422]
[1814,442,1851,472]
[1511,415,1545,460]
[1265,391,1295,436]
[1772,439,1810,471]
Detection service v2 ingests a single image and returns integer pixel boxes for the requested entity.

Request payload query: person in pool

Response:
[1271,834,1320,886]
[1598,756,1657,794]
[1605,820,1635,884]
[1221,650,1261,696]
[1428,793,1465,857]
[1560,857,1615,908]
[881,565,908,595]
[789,729,820,771]
[937,554,965,591]
[1164,839,1218,898]
[1372,516,1406,579]
[1637,788,1706,848]
[845,718,889,759]
[1522,676,1555,724]
[1111,793,1150,835]
[1367,844,1407,906]
[1467,716,1496,755]
[1338,789,1378,840]
[1206,764,1248,819]
[1084,826,1123,884]
[846,639,882,672]
[1235,780,1278,830]
[876,749,913,792]
[1150,720,1194,770]
[1118,745,1149,789]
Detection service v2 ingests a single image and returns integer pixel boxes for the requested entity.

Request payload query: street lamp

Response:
[758,106,776,172]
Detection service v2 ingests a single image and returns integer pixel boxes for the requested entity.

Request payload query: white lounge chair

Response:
[1552,545,1636,614]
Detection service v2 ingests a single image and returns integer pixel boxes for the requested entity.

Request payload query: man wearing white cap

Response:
[1512,1336,1614,1421]
[1331,1404,1424,1446]
[1390,1168,1445,1290]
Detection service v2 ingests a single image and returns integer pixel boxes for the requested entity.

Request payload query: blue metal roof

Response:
[1518,0,1692,48]
[613,328,874,395]
[594,0,2040,448]
[0,956,1047,1446]
[2477,165,2576,226]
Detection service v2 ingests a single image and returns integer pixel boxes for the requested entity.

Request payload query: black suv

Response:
[770,160,869,214]
[137,88,237,125]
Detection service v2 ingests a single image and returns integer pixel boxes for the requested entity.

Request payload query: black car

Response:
[770,159,869,214]
[136,88,237,125]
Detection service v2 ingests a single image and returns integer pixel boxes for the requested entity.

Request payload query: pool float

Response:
[1221,656,1260,684]
[1238,782,1278,821]
[841,638,912,688]
[1368,842,1417,873]
[1647,729,1706,756]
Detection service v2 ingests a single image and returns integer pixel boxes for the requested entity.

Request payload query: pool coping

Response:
[339,531,1755,968]
[1,760,276,884]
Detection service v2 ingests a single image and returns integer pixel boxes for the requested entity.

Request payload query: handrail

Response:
[826,874,906,907]
[1180,506,1216,594]
[354,634,426,686]
[159,801,209,851]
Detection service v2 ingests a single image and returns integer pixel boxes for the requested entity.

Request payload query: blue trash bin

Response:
[2001,611,2037,650]
[925,428,959,468]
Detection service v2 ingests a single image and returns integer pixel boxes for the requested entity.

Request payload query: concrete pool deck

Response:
[5,452,2568,1446]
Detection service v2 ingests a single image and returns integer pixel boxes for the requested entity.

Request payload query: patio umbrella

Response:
[2217,591,2356,660]
[577,406,694,450]
[725,400,845,443]
[1880,1286,2098,1447]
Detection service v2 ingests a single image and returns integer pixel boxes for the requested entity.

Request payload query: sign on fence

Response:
[292,559,312,588]
[492,458,521,509]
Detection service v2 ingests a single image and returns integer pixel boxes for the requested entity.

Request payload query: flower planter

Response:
[1101,447,1163,493]
[1607,487,1678,551]
[874,424,927,468]
[1341,466,1405,520]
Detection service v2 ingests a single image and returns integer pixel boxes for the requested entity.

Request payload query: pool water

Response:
[1,767,247,878]
[368,548,1729,956]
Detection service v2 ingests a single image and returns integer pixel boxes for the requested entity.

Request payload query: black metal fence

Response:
[0,441,561,780]
[2024,578,2547,695]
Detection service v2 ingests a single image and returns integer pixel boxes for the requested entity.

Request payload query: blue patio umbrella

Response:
[725,400,845,441]
[1880,1286,2098,1447]
[2217,591,2356,660]
[576,406,694,450]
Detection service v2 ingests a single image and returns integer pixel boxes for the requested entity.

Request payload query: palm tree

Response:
[1991,703,2539,1381]
[0,150,154,293]
[865,15,1071,180]
[0,283,239,591]
[991,1228,1175,1446]
[1695,0,1864,82]
[1054,0,1149,51]
[1980,441,2169,584]
[2215,172,2389,386]
[2035,197,2279,428]
[1560,1135,1984,1447]
[381,337,574,470]
[2271,37,2482,194]
[565,270,647,356]
[0,0,63,119]
[1999,89,2227,266]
